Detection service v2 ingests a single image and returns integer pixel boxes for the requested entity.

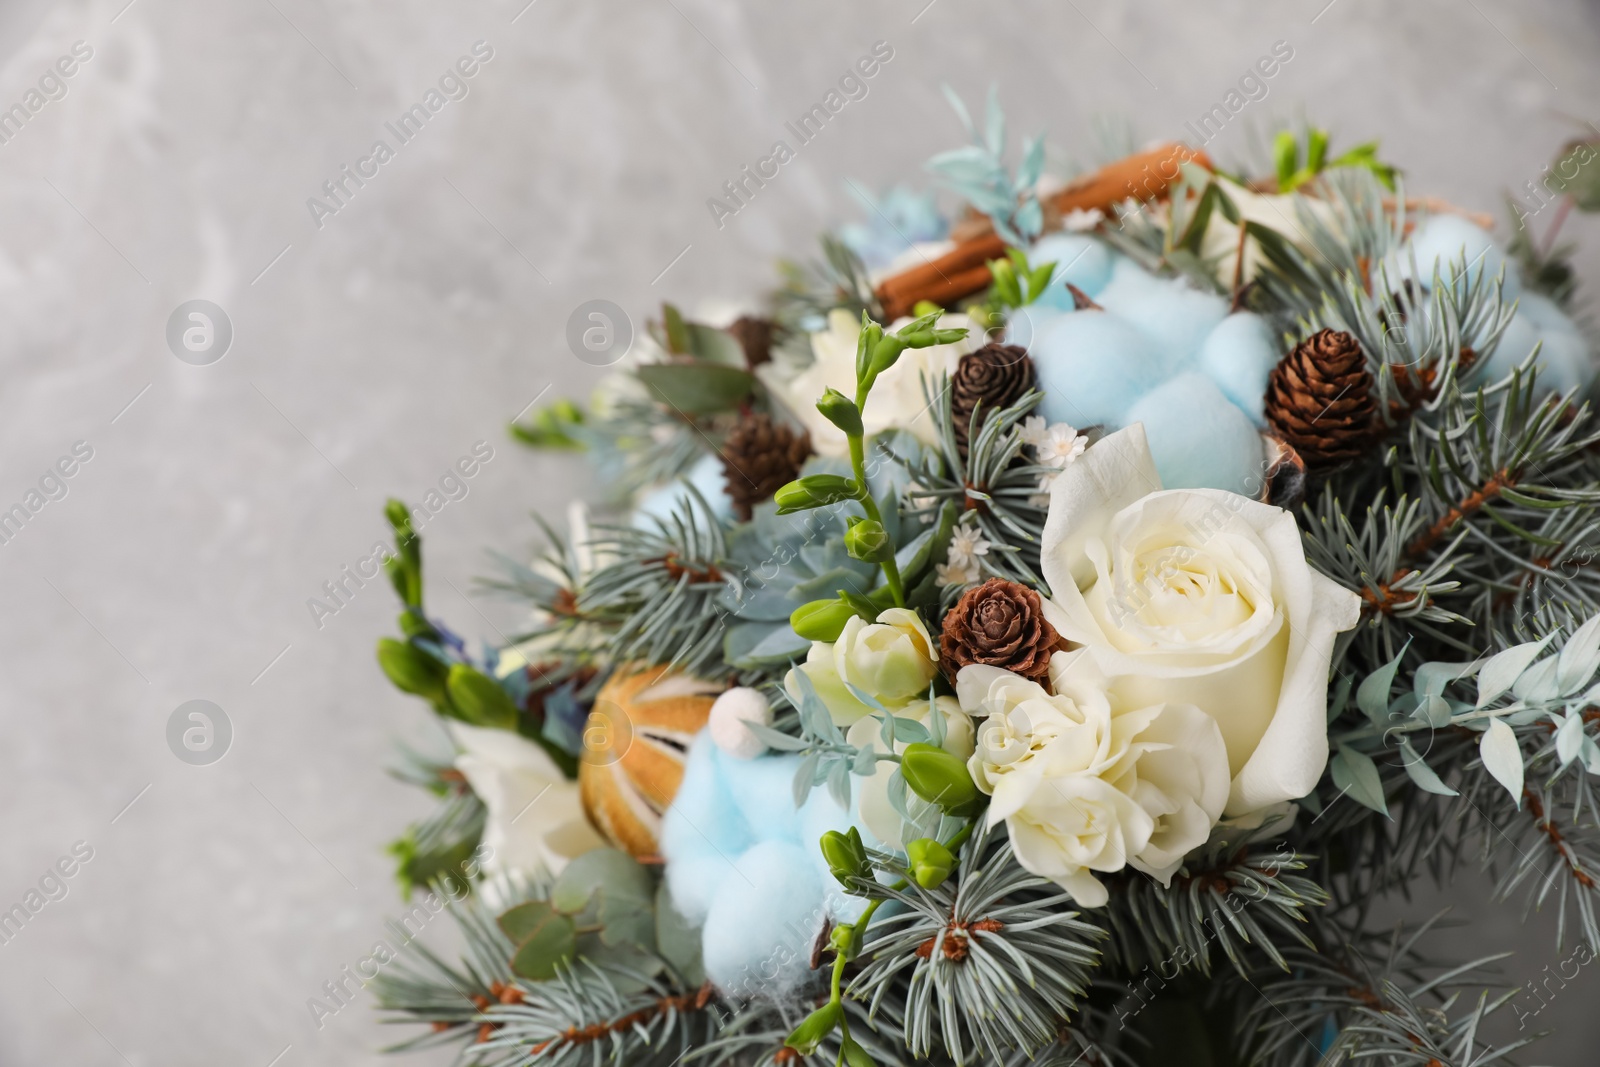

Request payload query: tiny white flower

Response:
[937,558,981,588]
[949,524,991,565]
[1035,424,1088,469]
[1061,207,1105,233]
[1019,416,1051,449]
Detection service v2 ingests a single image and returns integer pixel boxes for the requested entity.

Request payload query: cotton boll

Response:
[1197,312,1281,425]
[700,840,825,996]
[1478,306,1544,386]
[1395,215,1520,301]
[1029,234,1112,308]
[660,737,756,920]
[1516,290,1594,386]
[715,747,806,843]
[633,453,733,528]
[1031,308,1172,428]
[1004,303,1064,353]
[709,687,771,759]
[1097,271,1229,365]
[1478,292,1594,397]
[1124,373,1266,494]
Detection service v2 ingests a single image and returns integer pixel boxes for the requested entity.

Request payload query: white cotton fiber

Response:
[700,840,825,997]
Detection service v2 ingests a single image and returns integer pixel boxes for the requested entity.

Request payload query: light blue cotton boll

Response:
[715,746,806,844]
[700,840,826,996]
[1004,304,1065,354]
[1516,291,1594,391]
[1124,373,1266,494]
[1476,292,1594,397]
[1478,306,1544,386]
[1030,308,1173,428]
[1098,270,1230,366]
[1394,215,1521,301]
[1028,234,1113,310]
[660,736,756,922]
[633,453,733,528]
[1197,312,1282,426]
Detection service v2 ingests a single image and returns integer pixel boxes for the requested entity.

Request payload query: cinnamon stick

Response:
[874,142,1212,320]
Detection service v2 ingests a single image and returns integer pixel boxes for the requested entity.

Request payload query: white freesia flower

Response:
[450,721,606,880]
[956,653,1229,905]
[1039,424,1361,816]
[1198,176,1340,283]
[846,696,974,849]
[759,308,980,457]
[787,607,940,726]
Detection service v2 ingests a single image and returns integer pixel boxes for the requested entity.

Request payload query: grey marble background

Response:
[1,0,1599,1063]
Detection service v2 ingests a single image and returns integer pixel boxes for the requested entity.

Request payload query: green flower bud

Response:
[377,638,445,698]
[819,826,869,887]
[830,922,855,954]
[900,743,982,816]
[384,498,411,531]
[816,388,863,438]
[785,1001,842,1055]
[791,598,857,642]
[841,1034,878,1067]
[445,663,519,729]
[854,314,884,385]
[844,519,893,563]
[906,837,956,889]
[773,474,858,514]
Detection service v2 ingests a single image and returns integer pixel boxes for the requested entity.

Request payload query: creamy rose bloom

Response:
[451,721,606,880]
[957,652,1229,905]
[787,607,940,726]
[758,308,980,457]
[1039,425,1361,816]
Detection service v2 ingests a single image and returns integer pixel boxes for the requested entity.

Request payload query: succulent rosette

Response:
[368,100,1600,1067]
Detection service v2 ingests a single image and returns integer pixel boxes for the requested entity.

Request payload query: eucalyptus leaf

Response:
[1557,614,1600,696]
[1357,650,1405,726]
[1399,741,1457,796]
[499,901,577,981]
[1479,717,1524,806]
[1477,636,1554,706]
[1555,712,1585,768]
[1331,747,1388,817]
[635,361,754,416]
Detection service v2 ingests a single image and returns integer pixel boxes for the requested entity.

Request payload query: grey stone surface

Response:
[0,0,1597,1062]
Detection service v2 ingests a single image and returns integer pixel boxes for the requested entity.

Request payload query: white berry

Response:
[708,687,772,760]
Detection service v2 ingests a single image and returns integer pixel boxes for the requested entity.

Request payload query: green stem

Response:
[847,431,905,608]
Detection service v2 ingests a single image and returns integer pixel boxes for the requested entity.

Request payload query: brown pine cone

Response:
[939,578,1061,684]
[726,316,774,368]
[950,344,1036,462]
[1264,329,1378,473]
[721,413,811,521]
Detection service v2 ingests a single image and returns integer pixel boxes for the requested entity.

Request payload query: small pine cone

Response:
[939,578,1060,684]
[726,316,775,368]
[721,413,811,521]
[1264,328,1378,473]
[950,344,1036,461]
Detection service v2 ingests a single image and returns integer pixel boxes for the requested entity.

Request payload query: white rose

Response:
[956,653,1229,904]
[1039,424,1361,816]
[845,696,974,849]
[758,309,980,457]
[450,721,606,880]
[787,607,940,726]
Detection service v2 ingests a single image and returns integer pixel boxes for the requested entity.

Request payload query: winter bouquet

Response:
[368,96,1600,1066]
